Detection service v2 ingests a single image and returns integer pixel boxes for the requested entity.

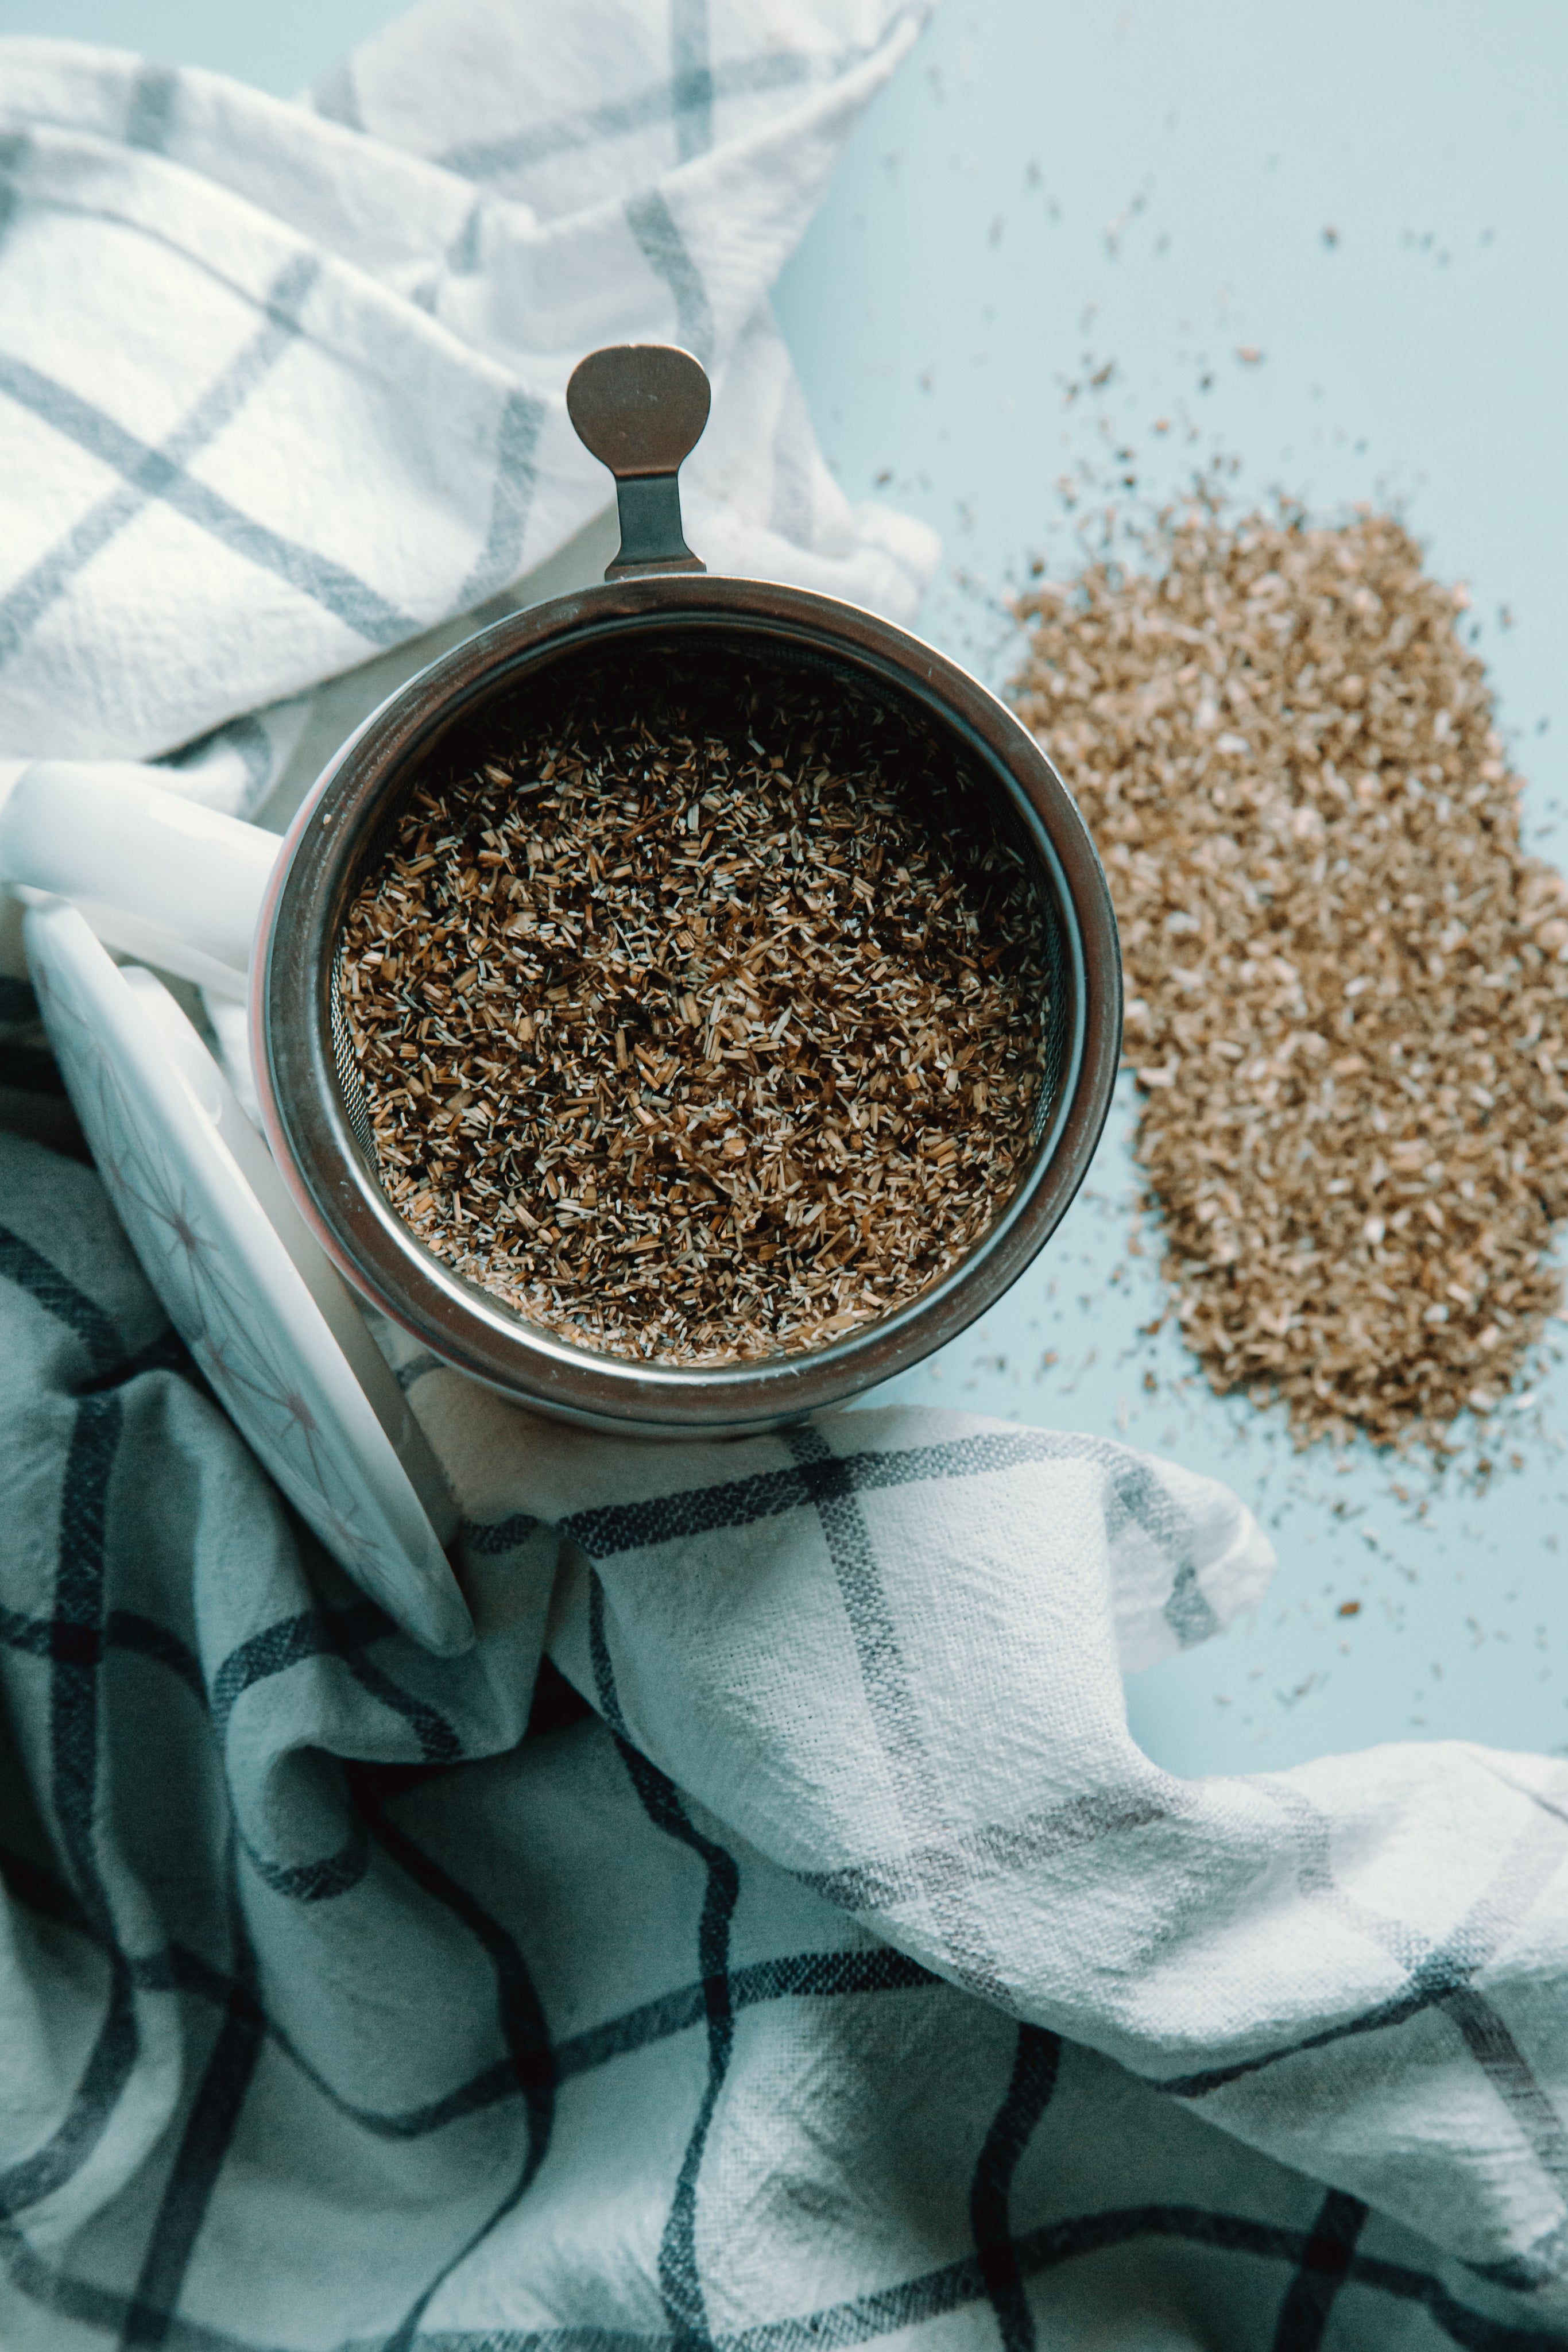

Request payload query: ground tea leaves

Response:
[1013,502,1568,1450]
[340,648,1051,1365]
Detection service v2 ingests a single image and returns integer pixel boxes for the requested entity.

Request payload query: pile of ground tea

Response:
[339,646,1052,1365]
[1012,502,1568,1450]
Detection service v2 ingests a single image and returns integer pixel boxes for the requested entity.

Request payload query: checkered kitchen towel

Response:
[3,2,1568,2346]
[3,1105,1568,2351]
[0,0,938,819]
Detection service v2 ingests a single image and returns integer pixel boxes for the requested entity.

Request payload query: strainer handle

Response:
[566,343,710,581]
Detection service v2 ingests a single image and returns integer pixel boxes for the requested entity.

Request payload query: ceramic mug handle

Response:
[0,759,278,995]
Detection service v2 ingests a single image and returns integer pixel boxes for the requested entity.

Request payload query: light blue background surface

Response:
[770,1,1568,1777]
[3,1,1565,1774]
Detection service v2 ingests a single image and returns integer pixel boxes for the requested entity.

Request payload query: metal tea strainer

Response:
[254,344,1122,1438]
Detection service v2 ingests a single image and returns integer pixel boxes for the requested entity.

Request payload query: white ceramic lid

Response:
[26,899,473,1657]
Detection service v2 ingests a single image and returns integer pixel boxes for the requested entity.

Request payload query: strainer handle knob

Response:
[566,343,709,581]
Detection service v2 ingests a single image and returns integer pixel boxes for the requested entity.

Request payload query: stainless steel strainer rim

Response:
[253,571,1122,1437]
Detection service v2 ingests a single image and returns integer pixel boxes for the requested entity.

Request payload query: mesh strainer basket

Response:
[252,347,1122,1437]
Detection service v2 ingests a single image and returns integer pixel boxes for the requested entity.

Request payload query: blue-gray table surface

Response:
[3,0,1563,1775]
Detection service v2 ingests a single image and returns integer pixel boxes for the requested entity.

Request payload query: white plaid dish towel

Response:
[0,0,938,819]
[3,1124,1568,2348]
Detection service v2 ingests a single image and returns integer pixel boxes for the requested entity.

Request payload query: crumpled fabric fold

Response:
[1,1112,1565,2349]
[0,0,937,817]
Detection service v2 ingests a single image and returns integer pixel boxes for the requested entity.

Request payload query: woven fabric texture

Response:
[0,1090,1565,2347]
[0,0,937,817]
